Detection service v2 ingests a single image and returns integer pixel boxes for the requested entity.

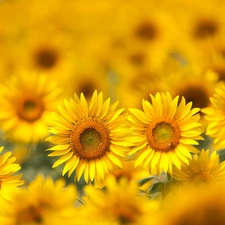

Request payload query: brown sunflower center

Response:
[134,21,158,41]
[213,67,225,81]
[129,52,146,66]
[17,96,44,122]
[17,206,42,224]
[115,204,141,225]
[147,117,181,152]
[78,80,96,100]
[71,119,110,160]
[178,85,209,109]
[35,47,58,69]
[194,19,218,39]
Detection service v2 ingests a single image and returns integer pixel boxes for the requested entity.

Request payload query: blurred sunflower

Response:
[105,160,154,192]
[171,149,225,184]
[105,0,177,78]
[0,72,62,143]
[160,182,225,225]
[0,175,78,225]
[0,146,24,201]
[177,0,225,45]
[64,63,110,101]
[190,38,225,82]
[14,26,76,86]
[202,82,225,150]
[128,92,203,175]
[116,67,168,109]
[81,176,160,225]
[46,91,130,184]
[163,66,219,124]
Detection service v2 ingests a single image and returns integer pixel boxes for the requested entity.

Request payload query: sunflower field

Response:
[0,0,225,224]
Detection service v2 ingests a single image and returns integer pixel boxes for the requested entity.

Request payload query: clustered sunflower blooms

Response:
[1,0,225,224]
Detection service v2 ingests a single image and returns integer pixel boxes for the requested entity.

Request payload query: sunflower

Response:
[13,25,76,86]
[172,70,217,110]
[0,146,24,201]
[81,175,160,225]
[128,92,203,175]
[64,61,110,101]
[46,91,130,184]
[104,160,154,192]
[0,72,62,143]
[191,37,225,82]
[161,66,219,125]
[202,82,225,150]
[115,67,169,109]
[160,182,225,225]
[175,0,225,46]
[171,149,225,184]
[106,0,177,76]
[0,174,78,225]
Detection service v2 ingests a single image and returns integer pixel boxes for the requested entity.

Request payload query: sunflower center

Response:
[153,122,174,144]
[17,96,44,122]
[213,67,225,81]
[147,117,181,152]
[178,85,209,109]
[80,128,102,152]
[129,52,146,66]
[17,206,42,224]
[71,119,110,160]
[194,19,218,39]
[78,80,96,100]
[135,21,158,41]
[35,47,58,69]
[115,204,141,225]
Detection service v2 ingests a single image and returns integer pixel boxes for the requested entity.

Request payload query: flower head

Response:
[0,146,24,201]
[81,176,160,225]
[202,82,225,150]
[128,92,203,175]
[160,183,225,225]
[47,91,130,184]
[0,72,62,143]
[171,149,225,184]
[0,175,78,225]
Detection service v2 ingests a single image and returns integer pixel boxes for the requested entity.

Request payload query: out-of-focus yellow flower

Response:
[105,0,177,76]
[160,182,225,225]
[0,174,78,225]
[128,92,203,175]
[0,146,24,201]
[202,82,225,150]
[98,160,154,192]
[13,27,76,85]
[171,149,225,184]
[81,175,160,225]
[190,37,225,82]
[162,66,219,125]
[0,72,62,143]
[64,62,111,101]
[115,66,169,109]
[173,0,225,46]
[46,91,130,184]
